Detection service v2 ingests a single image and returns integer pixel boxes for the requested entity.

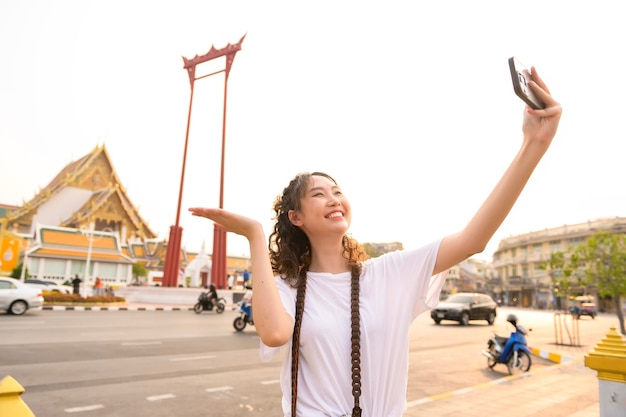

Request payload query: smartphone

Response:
[508,57,545,109]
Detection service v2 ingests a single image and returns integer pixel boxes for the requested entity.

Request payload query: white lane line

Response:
[260,379,280,385]
[146,394,176,401]
[120,341,162,346]
[64,404,105,413]
[169,355,216,361]
[206,386,234,393]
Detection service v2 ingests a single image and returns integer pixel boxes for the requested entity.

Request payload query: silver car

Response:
[0,277,44,315]
[24,278,72,294]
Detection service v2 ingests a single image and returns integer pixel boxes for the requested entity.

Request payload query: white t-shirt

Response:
[260,240,447,417]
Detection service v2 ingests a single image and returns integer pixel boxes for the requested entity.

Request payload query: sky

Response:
[1,1,624,261]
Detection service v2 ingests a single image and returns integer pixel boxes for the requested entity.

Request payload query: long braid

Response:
[290,269,307,417]
[350,264,362,417]
[290,264,362,417]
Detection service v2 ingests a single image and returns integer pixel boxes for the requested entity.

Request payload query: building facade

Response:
[489,217,626,309]
[0,144,250,289]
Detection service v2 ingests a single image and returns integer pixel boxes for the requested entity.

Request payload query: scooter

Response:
[194,291,226,314]
[233,289,254,331]
[481,313,532,375]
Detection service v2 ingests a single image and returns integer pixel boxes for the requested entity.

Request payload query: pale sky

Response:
[1,1,623,261]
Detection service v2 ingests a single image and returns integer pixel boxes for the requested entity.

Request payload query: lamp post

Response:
[161,35,246,289]
[80,223,95,298]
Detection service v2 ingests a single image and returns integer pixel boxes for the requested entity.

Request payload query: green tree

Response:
[362,243,381,258]
[571,231,626,335]
[132,262,148,285]
[9,262,28,280]
[539,251,580,309]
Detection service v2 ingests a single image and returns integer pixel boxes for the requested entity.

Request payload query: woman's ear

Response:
[288,210,303,226]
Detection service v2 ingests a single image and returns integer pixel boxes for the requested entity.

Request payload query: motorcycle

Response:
[194,290,226,314]
[481,313,532,375]
[233,289,254,331]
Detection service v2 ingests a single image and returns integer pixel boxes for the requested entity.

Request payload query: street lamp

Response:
[80,223,95,298]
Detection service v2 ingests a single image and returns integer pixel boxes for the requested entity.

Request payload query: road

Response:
[0,306,614,417]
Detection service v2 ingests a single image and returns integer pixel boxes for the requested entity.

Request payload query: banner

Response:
[0,236,20,273]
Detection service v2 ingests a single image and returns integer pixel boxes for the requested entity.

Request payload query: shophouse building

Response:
[489,217,626,309]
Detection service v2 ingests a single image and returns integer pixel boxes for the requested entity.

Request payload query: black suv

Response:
[430,292,497,325]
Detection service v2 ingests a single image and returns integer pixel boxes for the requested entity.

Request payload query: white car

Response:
[24,278,72,294]
[0,277,44,315]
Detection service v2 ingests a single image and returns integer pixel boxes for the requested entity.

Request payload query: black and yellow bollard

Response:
[0,376,36,417]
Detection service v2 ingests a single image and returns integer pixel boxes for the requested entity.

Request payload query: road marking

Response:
[260,379,280,385]
[120,341,162,346]
[170,355,216,361]
[64,404,105,413]
[146,394,176,401]
[206,386,234,393]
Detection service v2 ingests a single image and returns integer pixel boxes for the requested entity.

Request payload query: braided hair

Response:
[271,172,369,416]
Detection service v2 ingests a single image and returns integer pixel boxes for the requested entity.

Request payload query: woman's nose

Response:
[328,195,341,205]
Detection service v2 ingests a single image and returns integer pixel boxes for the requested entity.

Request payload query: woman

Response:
[190,67,562,416]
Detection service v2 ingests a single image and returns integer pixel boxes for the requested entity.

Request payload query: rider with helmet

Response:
[208,283,218,308]
[501,314,527,361]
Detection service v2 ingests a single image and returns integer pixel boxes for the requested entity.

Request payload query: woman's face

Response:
[288,174,351,238]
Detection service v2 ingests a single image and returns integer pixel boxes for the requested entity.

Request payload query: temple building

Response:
[0,144,250,289]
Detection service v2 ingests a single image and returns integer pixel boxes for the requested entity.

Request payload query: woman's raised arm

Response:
[189,207,294,346]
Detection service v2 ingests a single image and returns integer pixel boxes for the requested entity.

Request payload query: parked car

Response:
[0,277,44,315]
[24,278,72,294]
[430,292,498,325]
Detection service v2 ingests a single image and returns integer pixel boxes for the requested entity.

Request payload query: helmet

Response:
[506,314,518,324]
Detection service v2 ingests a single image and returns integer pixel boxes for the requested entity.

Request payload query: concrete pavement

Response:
[40,301,614,417]
[404,350,599,417]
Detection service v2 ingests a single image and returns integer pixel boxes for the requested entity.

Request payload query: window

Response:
[549,240,561,253]
[44,259,65,275]
[0,280,16,290]
[569,237,585,248]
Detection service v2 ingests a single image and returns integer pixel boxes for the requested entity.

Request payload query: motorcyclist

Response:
[208,283,218,308]
[500,314,525,361]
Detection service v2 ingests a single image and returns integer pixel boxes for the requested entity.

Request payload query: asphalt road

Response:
[0,306,615,417]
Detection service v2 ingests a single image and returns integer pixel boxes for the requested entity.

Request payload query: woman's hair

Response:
[268,171,368,288]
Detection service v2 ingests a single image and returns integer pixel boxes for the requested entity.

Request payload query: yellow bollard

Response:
[0,376,36,417]
[584,327,626,417]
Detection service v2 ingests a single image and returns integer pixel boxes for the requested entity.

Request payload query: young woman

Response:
[190,67,562,417]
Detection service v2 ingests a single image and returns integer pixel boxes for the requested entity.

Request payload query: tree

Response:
[571,231,626,335]
[362,243,381,258]
[132,262,148,285]
[10,262,28,280]
[539,251,581,310]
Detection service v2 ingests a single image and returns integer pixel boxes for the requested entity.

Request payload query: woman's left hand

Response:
[522,66,563,147]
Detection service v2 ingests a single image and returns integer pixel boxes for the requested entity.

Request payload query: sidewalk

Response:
[403,358,598,417]
[403,341,601,417]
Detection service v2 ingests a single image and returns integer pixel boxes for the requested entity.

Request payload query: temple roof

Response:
[27,225,133,264]
[2,144,157,241]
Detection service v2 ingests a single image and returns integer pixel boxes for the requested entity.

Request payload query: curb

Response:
[43,305,194,311]
[529,346,575,364]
